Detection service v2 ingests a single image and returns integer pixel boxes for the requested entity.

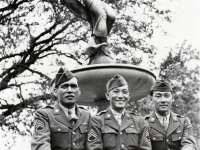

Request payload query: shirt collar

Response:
[59,103,77,118]
[110,107,125,117]
[155,111,170,124]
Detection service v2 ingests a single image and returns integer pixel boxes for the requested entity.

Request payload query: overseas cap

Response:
[55,68,75,88]
[106,74,128,92]
[150,80,172,95]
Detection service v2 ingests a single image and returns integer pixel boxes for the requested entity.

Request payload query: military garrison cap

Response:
[150,80,172,95]
[106,74,128,92]
[55,68,75,88]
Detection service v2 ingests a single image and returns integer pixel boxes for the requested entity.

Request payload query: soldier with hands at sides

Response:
[145,80,197,150]
[31,68,90,150]
[86,74,152,150]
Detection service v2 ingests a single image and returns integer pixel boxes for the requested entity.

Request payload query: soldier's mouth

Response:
[115,99,125,102]
[65,95,75,98]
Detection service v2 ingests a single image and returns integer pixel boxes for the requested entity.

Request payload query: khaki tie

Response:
[163,117,168,131]
[117,114,123,126]
[68,109,76,126]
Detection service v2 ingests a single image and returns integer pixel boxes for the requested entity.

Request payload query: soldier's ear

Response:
[78,88,81,95]
[105,92,110,101]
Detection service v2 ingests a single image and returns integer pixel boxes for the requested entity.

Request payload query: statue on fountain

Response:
[61,0,116,64]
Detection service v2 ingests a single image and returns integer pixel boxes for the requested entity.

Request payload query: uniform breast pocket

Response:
[79,125,88,134]
[150,134,164,141]
[50,125,70,149]
[101,127,118,149]
[171,129,182,141]
[125,127,140,147]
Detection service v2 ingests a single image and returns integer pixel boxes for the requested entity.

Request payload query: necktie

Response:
[163,117,168,131]
[117,114,123,126]
[68,109,76,126]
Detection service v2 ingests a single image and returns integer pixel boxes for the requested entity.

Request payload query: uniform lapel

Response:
[54,102,73,128]
[120,111,133,131]
[73,107,85,130]
[104,108,120,131]
[149,112,166,136]
[166,112,180,137]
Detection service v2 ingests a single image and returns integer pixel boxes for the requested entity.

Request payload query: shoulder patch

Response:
[145,128,151,142]
[35,119,45,132]
[88,129,97,142]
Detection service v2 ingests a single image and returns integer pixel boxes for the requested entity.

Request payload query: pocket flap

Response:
[50,125,68,132]
[125,127,140,133]
[172,133,182,141]
[101,128,117,134]
[150,135,164,141]
[79,125,88,133]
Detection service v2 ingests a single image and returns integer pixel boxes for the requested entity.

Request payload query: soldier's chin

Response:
[115,104,125,108]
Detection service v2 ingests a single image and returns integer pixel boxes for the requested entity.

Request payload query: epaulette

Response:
[41,105,53,109]
[78,105,89,111]
[144,115,151,120]
[177,114,185,118]
[129,111,140,116]
[97,109,108,115]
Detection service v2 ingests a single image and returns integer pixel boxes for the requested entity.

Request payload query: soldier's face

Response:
[151,91,174,115]
[56,77,81,108]
[106,85,130,112]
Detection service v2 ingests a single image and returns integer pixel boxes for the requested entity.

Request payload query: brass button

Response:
[73,132,75,135]
[120,132,122,135]
[121,144,124,147]
[58,128,61,131]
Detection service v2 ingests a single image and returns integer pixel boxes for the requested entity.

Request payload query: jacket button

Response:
[121,144,124,148]
[179,137,181,139]
[166,139,169,142]
[73,132,75,135]
[58,128,61,131]
[120,132,122,135]
[73,143,75,146]
[153,137,156,140]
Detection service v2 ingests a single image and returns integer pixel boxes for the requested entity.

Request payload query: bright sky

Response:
[152,0,200,51]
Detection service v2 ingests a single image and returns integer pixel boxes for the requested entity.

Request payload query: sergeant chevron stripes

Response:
[35,119,45,132]
[88,129,97,141]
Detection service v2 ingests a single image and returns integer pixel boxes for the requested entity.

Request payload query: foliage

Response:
[132,43,200,148]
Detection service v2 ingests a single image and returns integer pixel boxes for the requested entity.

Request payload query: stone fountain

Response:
[61,0,156,111]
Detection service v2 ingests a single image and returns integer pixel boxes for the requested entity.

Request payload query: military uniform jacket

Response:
[86,108,151,150]
[31,102,90,150]
[145,111,197,150]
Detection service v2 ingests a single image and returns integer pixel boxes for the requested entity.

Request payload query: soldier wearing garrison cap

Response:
[145,80,197,150]
[31,68,90,150]
[86,74,152,150]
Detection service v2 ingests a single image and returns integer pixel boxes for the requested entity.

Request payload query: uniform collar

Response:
[110,107,125,117]
[155,111,170,125]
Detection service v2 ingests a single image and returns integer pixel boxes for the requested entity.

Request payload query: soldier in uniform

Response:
[145,80,197,150]
[86,74,152,150]
[31,68,90,150]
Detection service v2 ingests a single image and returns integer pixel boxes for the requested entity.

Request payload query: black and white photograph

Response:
[0,0,199,149]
